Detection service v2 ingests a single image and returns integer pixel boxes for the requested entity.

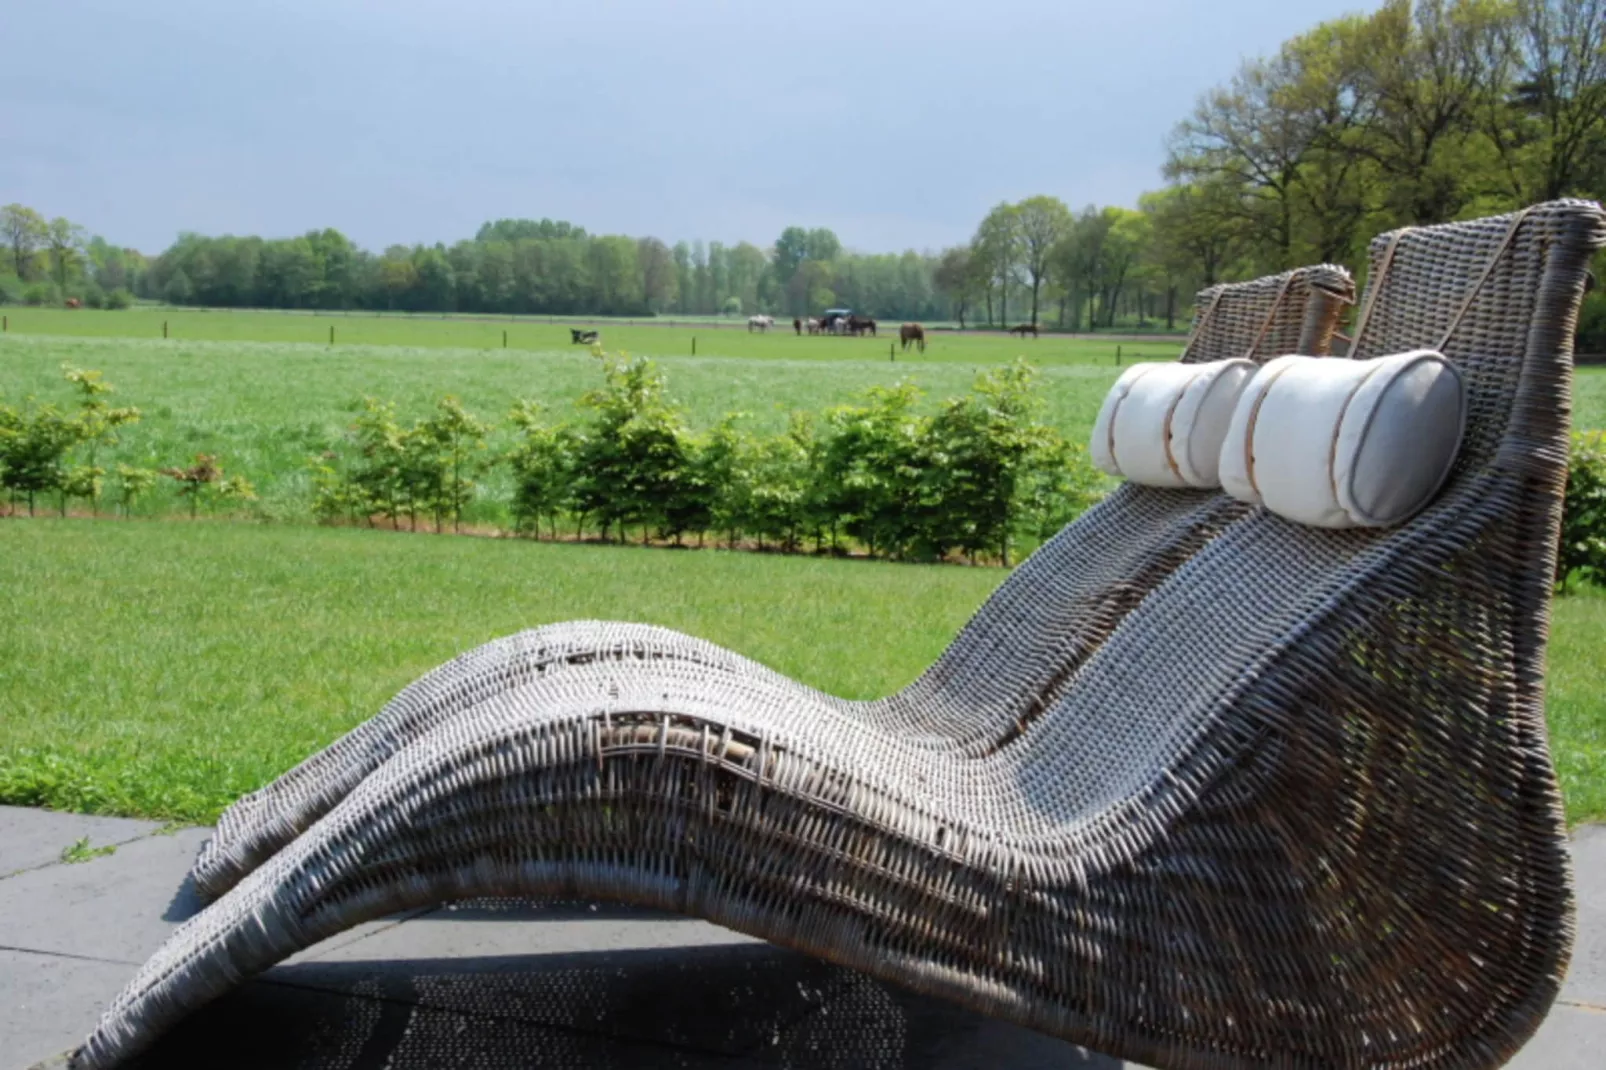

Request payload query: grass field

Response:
[0,333,1146,523]
[6,325,1605,525]
[0,518,1600,824]
[0,307,1174,363]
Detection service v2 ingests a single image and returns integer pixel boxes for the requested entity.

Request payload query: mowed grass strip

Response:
[1,519,1602,824]
[0,519,1000,821]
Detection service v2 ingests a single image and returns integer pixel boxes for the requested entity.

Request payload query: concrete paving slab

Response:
[2,806,1599,1069]
[1506,1003,1606,1069]
[301,898,757,965]
[0,949,139,1070]
[1563,824,1606,1008]
[0,827,209,963]
[0,807,159,878]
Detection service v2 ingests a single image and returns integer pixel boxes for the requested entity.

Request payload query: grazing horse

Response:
[570,328,599,344]
[793,318,802,336]
[805,317,821,335]
[64,297,82,310]
[747,314,775,333]
[899,323,926,353]
[1009,323,1039,338]
[848,315,877,337]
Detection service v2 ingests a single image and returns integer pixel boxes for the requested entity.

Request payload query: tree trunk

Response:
[1166,285,1176,331]
[1030,276,1041,327]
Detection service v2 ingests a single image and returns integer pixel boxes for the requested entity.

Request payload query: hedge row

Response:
[311,352,1107,565]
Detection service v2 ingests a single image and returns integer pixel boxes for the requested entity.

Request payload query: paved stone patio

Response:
[2,805,1600,1068]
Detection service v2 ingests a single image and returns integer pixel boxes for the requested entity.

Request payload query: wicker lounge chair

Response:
[78,200,1606,1070]
[184,264,1354,903]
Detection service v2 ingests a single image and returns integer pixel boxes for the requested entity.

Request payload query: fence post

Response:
[329,325,335,346]
[163,320,169,339]
[1116,344,1122,366]
[890,342,895,361]
[503,330,508,348]
[692,336,696,355]
[2,315,6,332]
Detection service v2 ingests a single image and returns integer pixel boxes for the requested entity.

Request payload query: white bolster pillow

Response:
[1218,350,1465,528]
[1089,359,1257,489]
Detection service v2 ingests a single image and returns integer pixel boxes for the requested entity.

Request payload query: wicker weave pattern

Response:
[75,202,1606,1070]
[185,265,1354,902]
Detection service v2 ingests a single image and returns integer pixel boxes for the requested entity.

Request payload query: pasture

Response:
[0,306,1174,364]
[4,325,1603,527]
[0,518,1602,825]
[0,333,1147,524]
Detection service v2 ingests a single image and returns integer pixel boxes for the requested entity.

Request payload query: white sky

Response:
[2,0,1374,254]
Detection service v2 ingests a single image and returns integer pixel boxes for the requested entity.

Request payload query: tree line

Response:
[2,2,1602,344]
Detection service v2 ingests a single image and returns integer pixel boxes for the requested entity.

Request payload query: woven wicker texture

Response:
[74,200,1606,1070]
[183,264,1354,905]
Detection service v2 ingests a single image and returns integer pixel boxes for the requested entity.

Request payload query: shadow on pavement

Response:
[128,941,1121,1069]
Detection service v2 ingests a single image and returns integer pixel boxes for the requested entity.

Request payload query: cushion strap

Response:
[1436,207,1533,351]
[1242,273,1296,360]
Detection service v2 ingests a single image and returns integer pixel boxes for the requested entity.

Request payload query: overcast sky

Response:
[3,0,1371,255]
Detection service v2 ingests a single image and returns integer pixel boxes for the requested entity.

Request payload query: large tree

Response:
[1014,195,1073,327]
[970,203,1020,327]
[933,246,976,328]
[43,218,88,291]
[2,204,47,280]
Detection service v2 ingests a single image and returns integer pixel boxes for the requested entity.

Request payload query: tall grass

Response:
[0,335,1132,524]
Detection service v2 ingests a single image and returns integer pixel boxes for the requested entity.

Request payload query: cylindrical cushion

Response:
[1218,350,1465,528]
[1089,359,1257,489]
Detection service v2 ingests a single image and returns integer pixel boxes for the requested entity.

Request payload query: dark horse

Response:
[570,328,599,344]
[848,314,877,337]
[1008,323,1039,338]
[793,317,803,336]
[899,323,925,352]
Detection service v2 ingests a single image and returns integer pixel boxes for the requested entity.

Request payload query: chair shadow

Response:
[129,938,1124,1069]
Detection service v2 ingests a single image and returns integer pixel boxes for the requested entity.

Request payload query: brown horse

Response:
[1009,323,1038,338]
[848,314,877,337]
[899,323,925,352]
[64,297,82,310]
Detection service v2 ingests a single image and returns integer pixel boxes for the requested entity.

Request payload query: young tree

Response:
[506,403,577,539]
[161,454,223,519]
[62,365,140,515]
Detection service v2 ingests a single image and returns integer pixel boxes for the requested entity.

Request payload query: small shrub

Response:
[1559,430,1606,589]
[506,402,577,539]
[114,465,158,516]
[104,288,133,311]
[0,402,80,515]
[572,352,691,543]
[161,454,223,518]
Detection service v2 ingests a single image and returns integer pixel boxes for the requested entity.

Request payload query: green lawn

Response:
[0,519,1601,824]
